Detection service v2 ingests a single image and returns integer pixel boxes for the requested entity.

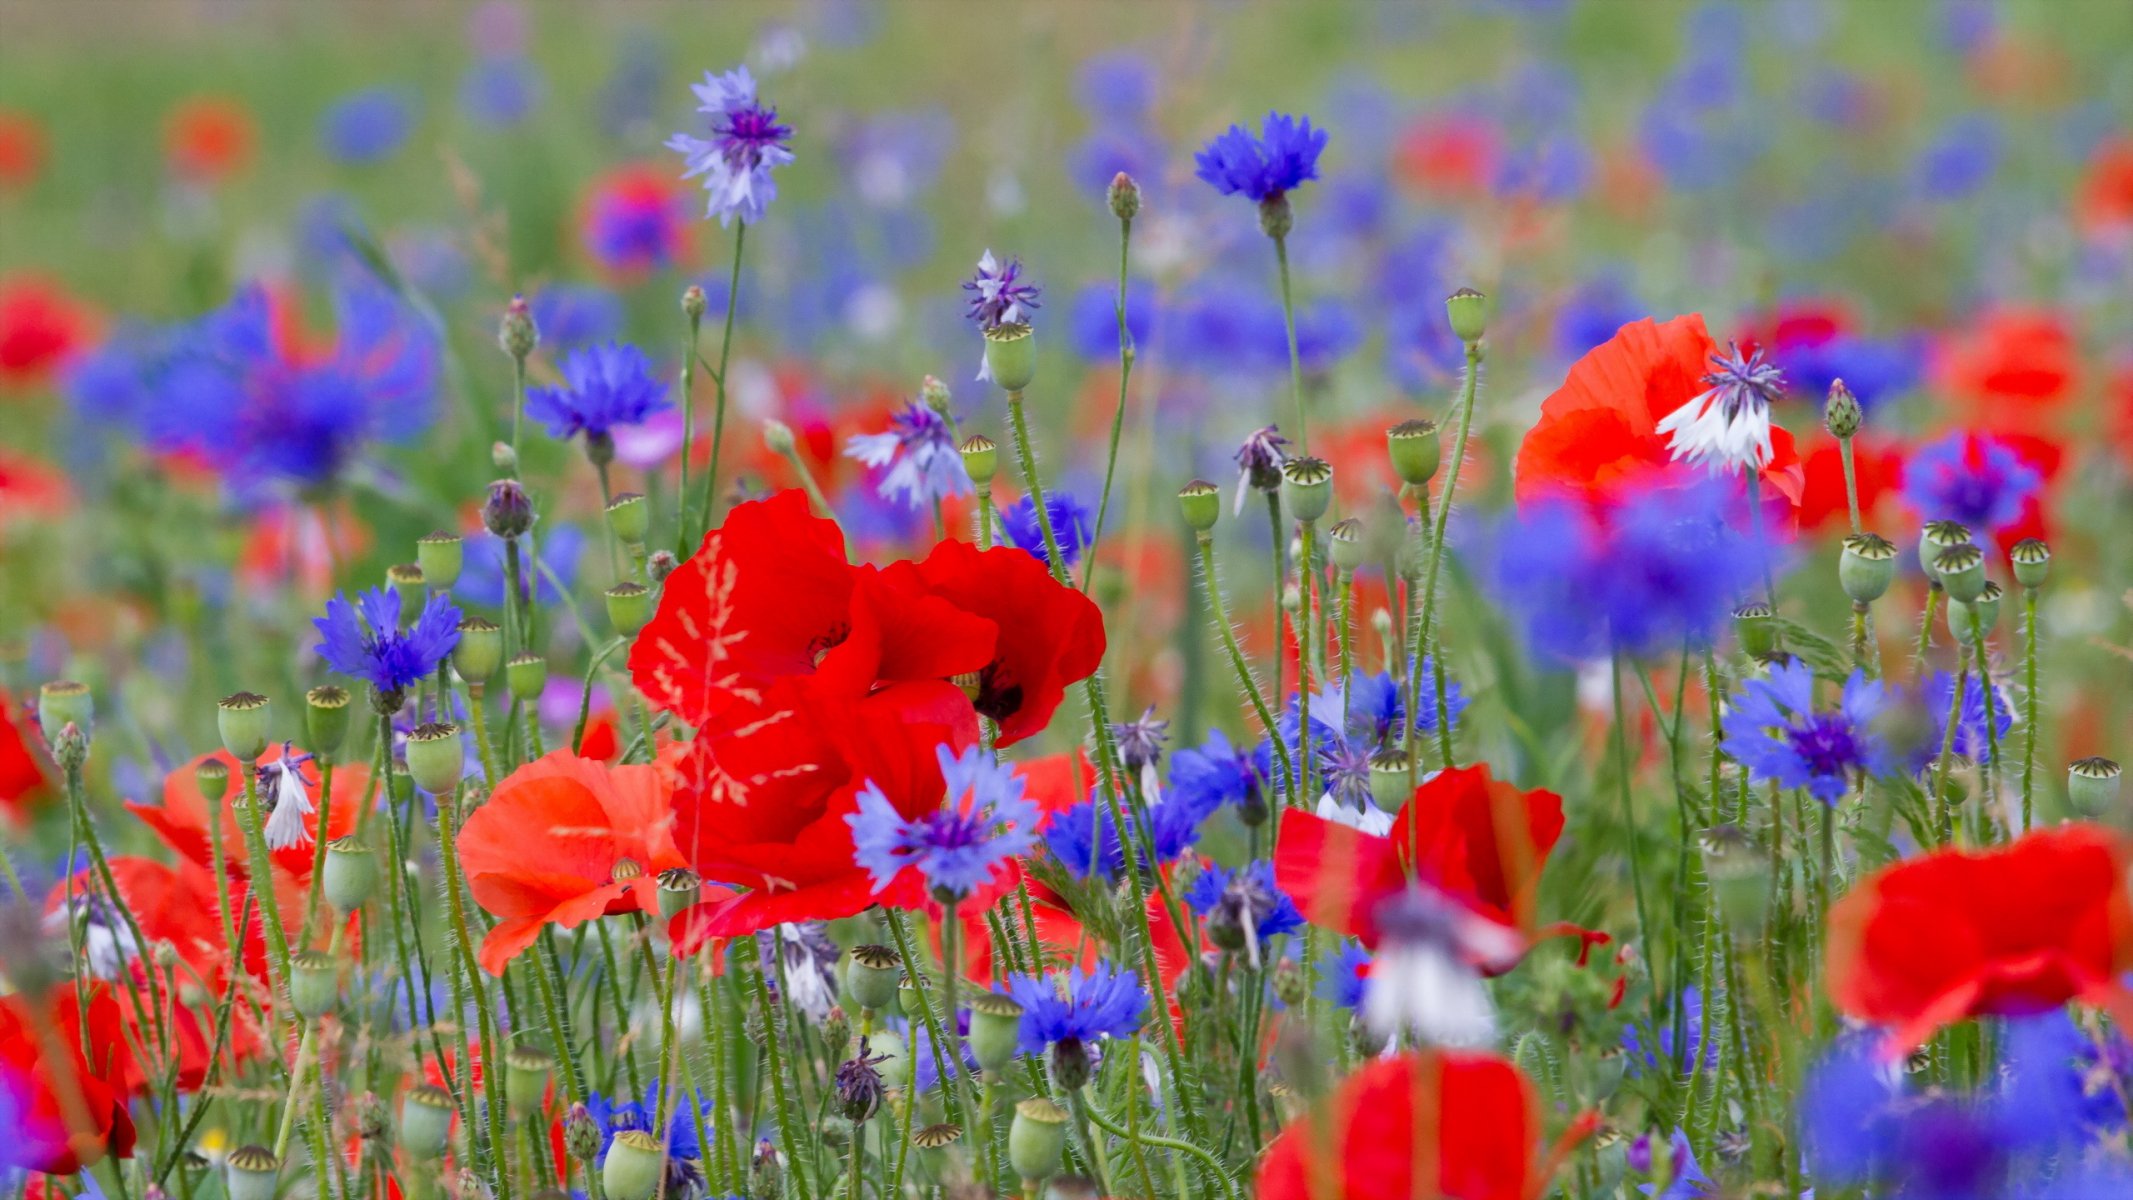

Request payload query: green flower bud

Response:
[649,550,679,584]
[604,1130,666,1200]
[2069,757,2122,815]
[1919,520,1972,577]
[1368,747,1411,813]
[506,653,548,699]
[418,530,464,590]
[657,866,701,920]
[1732,602,1778,660]
[37,680,92,745]
[455,617,504,684]
[1444,287,1488,344]
[967,989,1024,1077]
[683,285,708,321]
[1256,193,1293,240]
[1108,171,1141,221]
[1839,532,1899,604]
[493,441,520,474]
[1699,823,1768,934]
[984,323,1037,393]
[217,692,271,761]
[846,944,902,1014]
[1933,543,1987,603]
[2010,538,2051,590]
[1010,1097,1070,1182]
[289,949,339,1020]
[484,479,534,540]
[960,434,999,485]
[404,722,463,795]
[1823,379,1862,439]
[762,418,797,455]
[1178,480,1221,533]
[306,685,352,761]
[1281,456,1333,525]
[563,1102,602,1164]
[400,1083,454,1159]
[386,564,425,619]
[1386,418,1441,487]
[605,583,653,638]
[1270,957,1308,1007]
[195,757,231,807]
[607,492,650,546]
[1328,518,1366,572]
[323,836,377,913]
[1947,581,2003,633]
[499,295,539,361]
[921,375,953,416]
[225,1146,281,1200]
[506,1045,554,1118]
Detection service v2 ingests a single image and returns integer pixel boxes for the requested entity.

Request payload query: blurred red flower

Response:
[1796,431,1906,534]
[0,449,71,528]
[0,108,43,191]
[2077,135,2133,240]
[163,96,256,183]
[1394,117,1500,199]
[1,692,50,820]
[0,274,94,391]
[130,745,365,884]
[1825,823,2133,1056]
[1935,308,2081,419]
[1258,1050,1592,1200]
[0,983,140,1174]
[579,162,693,278]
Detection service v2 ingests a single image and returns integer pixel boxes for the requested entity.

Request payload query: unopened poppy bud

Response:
[604,1130,665,1200]
[1444,287,1488,344]
[323,836,377,912]
[195,758,231,806]
[984,322,1037,393]
[1824,379,1862,439]
[1386,418,1440,486]
[401,1083,454,1159]
[483,479,533,539]
[606,492,650,546]
[1947,581,2002,632]
[306,686,352,761]
[1368,747,1411,812]
[682,285,707,321]
[289,949,338,1019]
[1328,517,1366,572]
[605,583,652,637]
[37,680,92,746]
[1281,456,1333,524]
[846,944,902,1014]
[385,564,425,620]
[1256,192,1293,240]
[648,550,679,583]
[506,653,548,698]
[762,418,797,455]
[657,866,701,919]
[967,989,1023,1076]
[505,1045,554,1117]
[499,294,539,361]
[1919,520,1971,577]
[405,722,463,794]
[1933,543,1986,602]
[1732,602,1778,660]
[1010,1097,1070,1181]
[418,530,464,590]
[492,440,520,474]
[217,692,271,761]
[455,617,503,683]
[1108,171,1141,221]
[1178,479,1220,532]
[1699,823,1768,933]
[1047,1036,1094,1091]
[1839,532,1898,604]
[1281,583,1302,614]
[2069,757,2122,815]
[226,1146,281,1200]
[563,1102,602,1163]
[2010,538,2051,589]
[960,434,998,485]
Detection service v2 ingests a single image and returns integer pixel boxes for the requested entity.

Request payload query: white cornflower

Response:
[258,745,317,851]
[1654,343,1786,474]
[1360,885,1525,1049]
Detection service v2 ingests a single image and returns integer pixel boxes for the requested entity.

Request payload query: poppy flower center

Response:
[971,661,1023,722]
[809,621,851,667]
[1784,713,1863,778]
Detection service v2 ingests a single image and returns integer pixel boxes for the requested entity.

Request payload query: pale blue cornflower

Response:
[666,65,795,226]
[848,743,1039,900]
[845,399,970,510]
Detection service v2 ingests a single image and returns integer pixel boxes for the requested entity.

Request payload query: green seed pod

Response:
[1444,287,1488,344]
[455,617,504,684]
[984,323,1037,393]
[657,867,701,920]
[506,653,548,699]
[915,1122,962,1174]
[404,722,463,795]
[846,944,903,1014]
[960,434,999,486]
[1933,543,1987,603]
[306,685,352,761]
[604,1130,665,1200]
[2010,538,2051,590]
[1177,479,1221,533]
[1699,823,1768,934]
[417,530,464,590]
[897,971,931,1024]
[967,989,1024,1077]
[386,564,425,621]
[1281,457,1334,525]
[1368,747,1412,813]
[1010,1097,1070,1182]
[1731,602,1778,660]
[605,583,653,638]
[37,680,93,745]
[1839,532,1899,604]
[401,1083,454,1159]
[1386,418,1441,487]
[323,836,377,912]
[506,1045,554,1118]
[1823,379,1862,439]
[1919,520,1972,577]
[1947,581,2003,633]
[606,492,650,546]
[225,1146,281,1200]
[195,758,231,807]
[289,949,338,1020]
[2069,757,2122,815]
[1327,518,1366,572]
[217,692,272,761]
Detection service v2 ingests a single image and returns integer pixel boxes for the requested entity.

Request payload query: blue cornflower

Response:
[1068,280,1156,363]
[1329,666,1467,745]
[314,586,462,701]
[1194,112,1328,204]
[1004,963,1147,1056]
[458,526,584,610]
[1723,661,1892,804]
[460,58,542,128]
[1633,1128,1712,1199]
[321,87,414,164]
[1043,788,1213,884]
[523,342,671,444]
[586,1084,715,1195]
[845,399,970,510]
[529,285,625,350]
[1166,729,1276,821]
[1000,491,1091,569]
[1775,333,1922,408]
[666,65,795,226]
[962,250,1041,331]
[1183,859,1304,956]
[1902,431,2043,536]
[848,743,1039,900]
[1910,669,2015,771]
[1619,986,1720,1079]
[1316,942,1370,1010]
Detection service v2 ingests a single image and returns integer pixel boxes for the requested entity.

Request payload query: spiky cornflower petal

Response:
[666,65,794,226]
[847,743,1040,900]
[1232,424,1291,514]
[1000,491,1092,569]
[1654,342,1786,473]
[314,586,463,698]
[1194,111,1329,202]
[1722,661,1893,804]
[522,342,671,442]
[844,399,970,510]
[1003,963,1147,1056]
[1901,430,2044,536]
[962,249,1042,332]
[258,743,318,851]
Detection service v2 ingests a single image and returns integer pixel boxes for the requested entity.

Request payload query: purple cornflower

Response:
[1004,963,1147,1056]
[1316,941,1370,1010]
[844,399,970,510]
[962,250,1041,330]
[314,586,463,701]
[1042,788,1214,884]
[256,744,319,851]
[1908,670,2015,772]
[1723,660,1892,804]
[523,342,671,444]
[1655,343,1786,474]
[1167,729,1275,823]
[1110,706,1170,775]
[321,87,415,165]
[666,65,795,226]
[849,743,1039,900]
[1231,425,1290,515]
[1183,859,1304,961]
[1194,112,1328,204]
[1901,430,2043,536]
[1000,491,1092,569]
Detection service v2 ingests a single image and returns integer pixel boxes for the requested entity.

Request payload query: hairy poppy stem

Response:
[698,220,748,543]
[1082,201,1136,596]
[1414,341,1483,771]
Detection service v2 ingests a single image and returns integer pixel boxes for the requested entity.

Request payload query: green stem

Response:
[1415,343,1483,767]
[2022,587,2040,832]
[236,760,296,1039]
[676,306,704,554]
[1931,645,1971,845]
[1082,210,1136,595]
[1083,1096,1239,1200]
[299,759,337,946]
[699,221,748,540]
[1838,435,1862,534]
[1271,234,1307,452]
[750,933,815,1200]
[1610,655,1656,1023]
[274,1021,316,1160]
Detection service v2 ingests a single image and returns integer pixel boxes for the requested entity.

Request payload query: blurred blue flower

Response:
[1067,280,1156,363]
[529,284,625,350]
[848,743,1039,899]
[1902,430,2042,535]
[1004,964,1146,1055]
[1724,661,1893,803]
[1620,986,1720,1078]
[1316,941,1370,1009]
[1195,112,1328,204]
[460,57,542,127]
[524,342,671,443]
[585,1083,714,1198]
[321,88,415,164]
[1915,113,2001,200]
[1909,669,2015,772]
[314,586,462,698]
[667,65,794,226]
[1167,729,1276,821]
[1069,126,1166,200]
[1076,50,1156,120]
[1556,276,1644,362]
[1777,333,1921,408]
[844,399,969,510]
[1044,787,1213,883]
[1000,491,1091,569]
[459,526,584,610]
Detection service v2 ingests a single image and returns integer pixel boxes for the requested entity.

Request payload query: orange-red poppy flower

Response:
[0,108,43,191]
[0,983,140,1174]
[163,96,256,183]
[1797,431,1907,535]
[130,746,364,884]
[458,750,695,975]
[1934,308,2081,420]
[1825,823,2133,1056]
[0,274,93,391]
[2078,135,2133,239]
[1,691,49,821]
[1258,1051,1594,1200]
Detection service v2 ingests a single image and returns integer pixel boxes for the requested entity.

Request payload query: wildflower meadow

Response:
[7,1,2133,1198]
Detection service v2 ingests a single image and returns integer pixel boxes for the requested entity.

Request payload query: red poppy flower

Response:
[0,449,70,529]
[1274,764,1565,954]
[2078,136,2133,239]
[0,274,93,391]
[237,501,373,599]
[1935,309,2080,418]
[904,537,1106,747]
[129,746,366,884]
[1,691,49,821]
[1796,432,1907,534]
[1394,117,1500,199]
[1258,1051,1593,1200]
[459,750,698,975]
[631,490,995,730]
[1825,823,2133,1056]
[163,96,256,183]
[0,108,42,191]
[1514,314,1804,512]
[0,983,140,1174]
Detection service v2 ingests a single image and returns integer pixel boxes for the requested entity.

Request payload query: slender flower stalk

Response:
[676,286,706,552]
[1415,335,1484,771]
[698,222,748,542]
[1083,172,1139,594]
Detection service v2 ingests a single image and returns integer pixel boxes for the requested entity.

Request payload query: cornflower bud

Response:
[483,479,533,539]
[492,441,520,474]
[682,285,707,321]
[648,550,680,583]
[417,530,464,589]
[1824,379,1862,439]
[921,374,953,415]
[1108,171,1141,221]
[498,294,538,361]
[563,1102,602,1163]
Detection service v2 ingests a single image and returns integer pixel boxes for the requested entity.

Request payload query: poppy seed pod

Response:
[385,564,425,620]
[217,692,271,761]
[1178,479,1221,533]
[604,583,652,637]
[1947,581,2003,633]
[1699,823,1768,933]
[1328,518,1366,572]
[1386,418,1440,486]
[960,434,999,485]
[506,652,548,698]
[505,1045,554,1117]
[289,949,338,1019]
[400,1084,454,1159]
[37,680,92,746]
[604,1130,665,1200]
[1933,543,1987,603]
[483,479,534,540]
[1731,602,1778,660]
[1839,532,1899,604]
[606,492,650,546]
[225,1146,281,1200]
[306,685,352,761]
[1918,520,1972,577]
[195,757,231,807]
[1010,1097,1070,1182]
[455,617,503,683]
[967,989,1024,1076]
[1368,747,1411,813]
[2068,757,2122,815]
[1281,456,1333,524]
[417,530,463,590]
[2010,538,2051,590]
[404,723,463,795]
[323,836,377,912]
[845,944,902,1014]
[657,867,701,919]
[984,322,1037,393]
[1824,379,1862,439]
[1445,287,1488,343]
